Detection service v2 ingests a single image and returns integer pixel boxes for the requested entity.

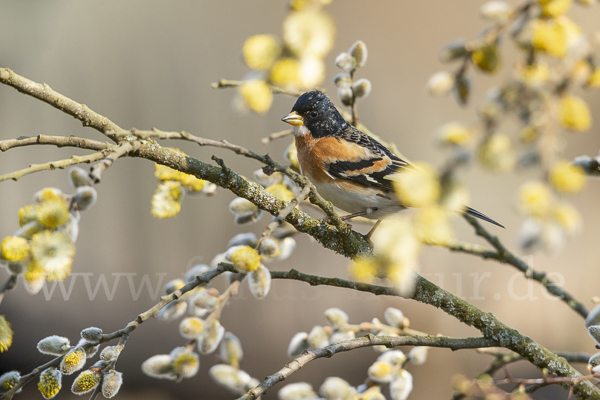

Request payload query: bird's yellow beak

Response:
[281,111,304,126]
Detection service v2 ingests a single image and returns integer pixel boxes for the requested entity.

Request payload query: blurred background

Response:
[1,1,599,399]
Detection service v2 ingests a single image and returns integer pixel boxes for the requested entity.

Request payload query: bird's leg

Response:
[365,219,382,240]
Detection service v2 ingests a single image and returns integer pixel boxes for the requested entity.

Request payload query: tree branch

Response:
[0,135,111,152]
[239,334,497,400]
[211,79,303,97]
[462,215,588,318]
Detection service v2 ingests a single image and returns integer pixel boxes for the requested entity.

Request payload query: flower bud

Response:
[287,332,309,357]
[201,182,217,196]
[37,335,71,356]
[84,344,99,359]
[333,73,352,88]
[324,308,349,330]
[349,40,368,68]
[307,326,329,349]
[278,382,316,400]
[248,264,272,299]
[220,332,244,367]
[319,376,355,400]
[408,347,428,365]
[549,160,586,193]
[80,327,103,343]
[163,279,185,295]
[1,236,30,262]
[209,364,252,395]
[258,238,280,258]
[335,52,355,71]
[377,350,407,366]
[34,188,66,204]
[480,1,512,21]
[229,198,259,217]
[390,369,413,400]
[71,369,101,395]
[72,187,97,212]
[239,80,273,114]
[60,347,87,375]
[200,319,226,355]
[173,351,200,378]
[338,87,354,106]
[329,330,354,344]
[179,317,205,340]
[191,289,220,313]
[472,43,500,73]
[38,368,61,399]
[353,78,372,98]
[0,371,20,392]
[141,354,176,380]
[589,325,600,344]
[230,246,261,273]
[101,370,123,398]
[100,346,121,362]
[270,237,297,262]
[426,71,455,95]
[452,74,471,105]
[235,210,263,224]
[156,300,187,322]
[68,167,91,188]
[368,361,395,383]
[228,233,259,249]
[586,304,600,327]
[384,307,405,328]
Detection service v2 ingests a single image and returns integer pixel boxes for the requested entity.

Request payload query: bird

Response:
[281,90,503,236]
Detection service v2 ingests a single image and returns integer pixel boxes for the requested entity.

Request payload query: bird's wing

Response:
[315,127,413,192]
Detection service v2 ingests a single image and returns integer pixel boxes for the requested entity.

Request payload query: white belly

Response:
[313,180,404,219]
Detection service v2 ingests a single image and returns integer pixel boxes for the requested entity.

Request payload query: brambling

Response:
[281,90,503,234]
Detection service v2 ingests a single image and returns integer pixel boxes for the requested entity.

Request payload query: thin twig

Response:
[211,79,303,97]
[89,141,139,183]
[0,135,111,152]
[238,334,497,400]
[463,214,588,319]
[0,274,18,307]
[262,184,311,238]
[261,129,292,144]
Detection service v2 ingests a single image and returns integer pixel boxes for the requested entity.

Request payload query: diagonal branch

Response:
[239,334,498,400]
[462,215,588,318]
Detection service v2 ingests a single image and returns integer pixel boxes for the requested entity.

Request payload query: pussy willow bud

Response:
[201,182,217,196]
[229,198,259,217]
[258,238,279,257]
[338,87,354,106]
[453,74,471,105]
[163,279,185,295]
[72,186,97,211]
[248,264,272,299]
[38,368,61,399]
[408,347,428,365]
[349,40,368,68]
[438,39,468,62]
[100,346,121,362]
[179,317,205,340]
[353,79,372,98]
[390,369,413,400]
[101,370,123,398]
[278,382,316,400]
[307,326,329,349]
[200,320,226,355]
[329,330,355,344]
[586,304,600,327]
[184,264,212,283]
[270,237,296,262]
[220,332,244,367]
[37,335,71,356]
[287,332,309,357]
[0,371,21,392]
[426,71,455,95]
[192,289,220,312]
[71,369,101,395]
[335,52,355,71]
[229,246,261,273]
[156,300,187,322]
[228,232,259,249]
[209,364,251,394]
[172,351,200,378]
[34,188,65,204]
[319,377,355,400]
[377,350,407,366]
[333,73,352,88]
[589,325,600,343]
[324,308,349,330]
[84,344,99,359]
[60,347,87,375]
[479,1,512,21]
[68,167,91,188]
[141,354,176,380]
[80,327,103,343]
[384,307,405,328]
[368,361,396,383]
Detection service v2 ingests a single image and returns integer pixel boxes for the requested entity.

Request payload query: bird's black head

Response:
[281,90,348,138]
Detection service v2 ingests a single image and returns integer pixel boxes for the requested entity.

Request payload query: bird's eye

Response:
[310,110,319,118]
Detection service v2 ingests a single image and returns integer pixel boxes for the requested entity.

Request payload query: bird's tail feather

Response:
[464,206,505,228]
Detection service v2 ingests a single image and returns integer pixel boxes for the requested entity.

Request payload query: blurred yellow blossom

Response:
[414,207,454,245]
[588,69,600,87]
[266,184,295,202]
[519,125,539,143]
[0,316,12,352]
[299,56,326,89]
[392,162,440,208]
[283,10,335,58]
[471,43,500,73]
[531,18,567,57]
[18,204,37,227]
[551,202,582,234]
[517,62,550,86]
[36,199,70,229]
[243,34,282,70]
[270,58,302,88]
[238,80,273,114]
[30,231,75,281]
[478,133,516,172]
[436,122,473,146]
[559,95,591,131]
[539,0,573,17]
[350,255,377,283]
[518,181,552,217]
[1,236,30,262]
[549,160,586,193]
[151,181,184,219]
